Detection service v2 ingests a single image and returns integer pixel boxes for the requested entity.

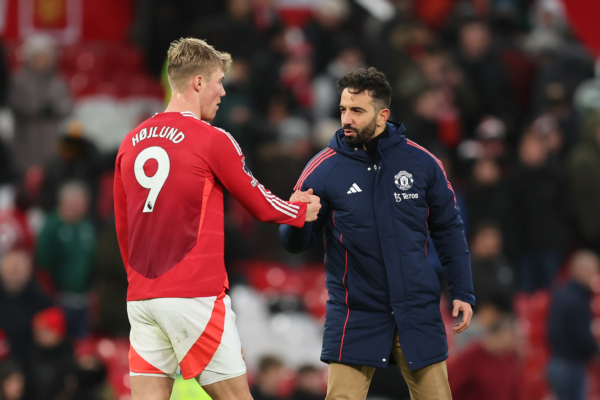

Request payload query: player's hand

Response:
[290,189,313,203]
[305,195,321,222]
[452,300,473,334]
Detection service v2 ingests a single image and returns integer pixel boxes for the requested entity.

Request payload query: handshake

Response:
[290,188,321,222]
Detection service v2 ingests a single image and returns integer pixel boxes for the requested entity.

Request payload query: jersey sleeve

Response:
[113,153,130,268]
[279,151,331,253]
[206,128,307,227]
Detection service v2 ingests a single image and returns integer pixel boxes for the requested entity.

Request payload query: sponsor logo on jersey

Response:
[394,170,414,190]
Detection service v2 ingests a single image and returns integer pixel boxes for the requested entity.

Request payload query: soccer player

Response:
[114,38,321,400]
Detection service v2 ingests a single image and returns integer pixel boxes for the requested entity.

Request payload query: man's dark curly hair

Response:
[336,67,392,111]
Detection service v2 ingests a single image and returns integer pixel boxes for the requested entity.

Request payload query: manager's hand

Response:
[452,300,473,334]
[291,189,321,222]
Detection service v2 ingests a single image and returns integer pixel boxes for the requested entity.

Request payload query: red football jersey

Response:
[114,112,307,301]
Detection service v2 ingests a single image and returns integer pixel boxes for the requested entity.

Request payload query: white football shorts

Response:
[127,289,246,385]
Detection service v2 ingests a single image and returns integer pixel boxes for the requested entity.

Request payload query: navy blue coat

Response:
[279,122,475,370]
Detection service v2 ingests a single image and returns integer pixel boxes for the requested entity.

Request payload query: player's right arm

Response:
[113,153,130,268]
[279,164,329,254]
[206,128,310,228]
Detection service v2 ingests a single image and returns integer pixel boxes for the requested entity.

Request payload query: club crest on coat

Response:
[394,170,414,190]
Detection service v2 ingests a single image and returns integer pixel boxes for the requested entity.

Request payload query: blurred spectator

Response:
[36,181,95,338]
[0,40,7,107]
[290,365,325,400]
[254,95,313,184]
[528,113,564,158]
[0,249,52,366]
[523,0,566,60]
[212,59,252,148]
[402,85,445,150]
[573,61,600,114]
[248,25,287,115]
[448,315,522,400]
[453,296,513,352]
[539,82,580,153]
[312,46,365,123]
[250,355,286,400]
[526,0,594,117]
[453,20,515,133]
[0,138,15,184]
[93,218,129,337]
[280,54,314,110]
[38,120,104,214]
[506,132,571,292]
[466,157,509,228]
[567,111,600,253]
[7,34,73,174]
[0,188,35,258]
[547,250,600,400]
[474,116,507,159]
[190,0,264,61]
[531,0,567,33]
[27,307,76,400]
[0,329,9,361]
[70,343,109,400]
[304,0,352,76]
[469,222,514,306]
[385,23,440,118]
[0,360,26,400]
[399,51,470,150]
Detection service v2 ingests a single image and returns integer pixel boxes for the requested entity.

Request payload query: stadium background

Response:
[1,0,600,399]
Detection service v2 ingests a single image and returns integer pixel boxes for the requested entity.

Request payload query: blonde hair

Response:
[167,38,232,92]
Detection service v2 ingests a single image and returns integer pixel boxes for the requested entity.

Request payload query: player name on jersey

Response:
[132,126,185,146]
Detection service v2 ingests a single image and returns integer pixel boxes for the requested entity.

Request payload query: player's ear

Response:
[192,75,203,92]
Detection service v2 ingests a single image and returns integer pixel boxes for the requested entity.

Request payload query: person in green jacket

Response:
[37,181,95,338]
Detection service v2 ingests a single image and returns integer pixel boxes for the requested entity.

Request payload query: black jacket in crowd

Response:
[0,280,53,366]
[548,281,599,362]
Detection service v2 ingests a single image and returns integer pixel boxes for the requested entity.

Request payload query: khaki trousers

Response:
[326,332,452,400]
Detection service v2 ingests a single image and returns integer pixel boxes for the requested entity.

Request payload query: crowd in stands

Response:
[0,0,599,399]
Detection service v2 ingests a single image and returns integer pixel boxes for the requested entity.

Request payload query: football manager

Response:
[279,67,475,400]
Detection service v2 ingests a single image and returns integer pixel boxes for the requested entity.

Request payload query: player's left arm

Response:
[113,154,130,268]
[426,157,474,332]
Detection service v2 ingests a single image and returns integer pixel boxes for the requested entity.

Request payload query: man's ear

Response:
[379,108,391,125]
[193,75,203,92]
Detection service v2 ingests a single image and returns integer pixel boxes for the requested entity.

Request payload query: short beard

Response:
[344,114,378,147]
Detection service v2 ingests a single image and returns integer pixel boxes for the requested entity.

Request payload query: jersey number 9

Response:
[134,146,170,213]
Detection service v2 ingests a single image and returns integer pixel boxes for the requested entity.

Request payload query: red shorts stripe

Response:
[129,346,165,375]
[179,291,227,379]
